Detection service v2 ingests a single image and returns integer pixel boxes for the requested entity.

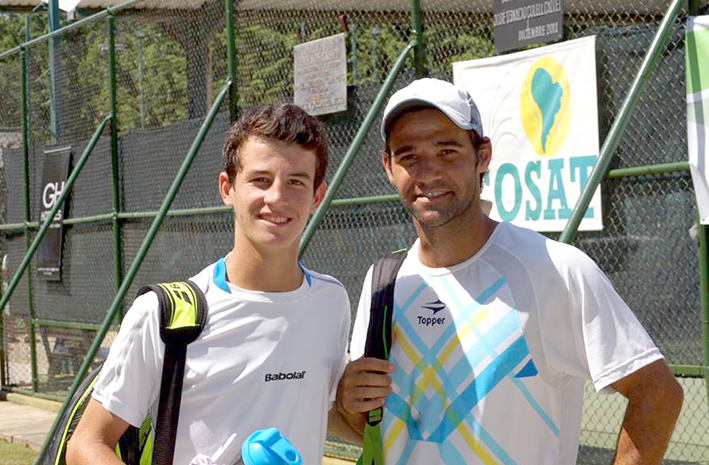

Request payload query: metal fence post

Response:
[225,0,238,121]
[21,33,39,393]
[410,0,425,78]
[48,0,61,144]
[107,14,124,321]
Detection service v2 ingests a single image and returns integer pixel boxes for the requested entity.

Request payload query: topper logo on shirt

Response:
[265,371,306,382]
[417,299,447,327]
[421,299,446,314]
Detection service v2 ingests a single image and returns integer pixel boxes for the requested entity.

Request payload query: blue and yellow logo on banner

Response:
[520,57,571,157]
[453,36,602,232]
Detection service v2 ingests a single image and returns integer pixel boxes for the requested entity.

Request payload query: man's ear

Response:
[311,181,327,213]
[381,151,395,184]
[218,171,233,206]
[476,138,492,174]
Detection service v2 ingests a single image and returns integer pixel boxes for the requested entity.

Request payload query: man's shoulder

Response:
[303,268,347,293]
[492,222,597,275]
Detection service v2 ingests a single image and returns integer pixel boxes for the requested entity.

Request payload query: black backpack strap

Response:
[363,250,407,361]
[137,280,207,465]
[358,251,406,465]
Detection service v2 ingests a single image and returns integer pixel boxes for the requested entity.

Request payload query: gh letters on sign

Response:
[37,147,72,281]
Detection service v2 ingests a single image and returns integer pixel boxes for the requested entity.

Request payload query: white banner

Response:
[293,33,347,116]
[453,36,602,231]
[687,16,709,225]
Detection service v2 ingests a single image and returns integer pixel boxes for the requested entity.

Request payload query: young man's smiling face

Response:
[220,135,325,255]
[383,108,491,231]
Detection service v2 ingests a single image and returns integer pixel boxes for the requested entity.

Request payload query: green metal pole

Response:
[47,0,61,144]
[605,161,689,178]
[410,0,425,78]
[107,15,124,321]
[558,0,684,244]
[696,210,709,407]
[225,0,237,121]
[0,117,112,319]
[21,29,39,392]
[299,40,417,256]
[32,81,232,465]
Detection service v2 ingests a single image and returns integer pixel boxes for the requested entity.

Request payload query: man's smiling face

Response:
[222,135,325,254]
[383,108,490,230]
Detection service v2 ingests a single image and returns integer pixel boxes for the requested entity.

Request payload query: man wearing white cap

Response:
[334,78,682,464]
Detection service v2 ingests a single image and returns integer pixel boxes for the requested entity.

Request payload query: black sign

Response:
[493,0,563,53]
[37,147,71,281]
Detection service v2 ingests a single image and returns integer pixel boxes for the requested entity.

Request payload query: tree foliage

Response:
[0,10,495,143]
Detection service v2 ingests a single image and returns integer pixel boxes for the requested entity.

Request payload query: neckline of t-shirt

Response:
[212,256,311,303]
[408,221,505,276]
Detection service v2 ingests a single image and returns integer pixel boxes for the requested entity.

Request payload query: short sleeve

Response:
[91,292,165,427]
[544,248,663,394]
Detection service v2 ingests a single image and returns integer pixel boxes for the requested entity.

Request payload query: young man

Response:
[335,79,683,464]
[67,103,352,465]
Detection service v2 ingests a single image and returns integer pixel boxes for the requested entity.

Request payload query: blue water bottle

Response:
[241,428,302,465]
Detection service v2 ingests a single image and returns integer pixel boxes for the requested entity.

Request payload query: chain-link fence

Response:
[1,0,708,462]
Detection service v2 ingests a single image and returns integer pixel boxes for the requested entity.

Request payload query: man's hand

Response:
[332,357,395,443]
[611,359,683,465]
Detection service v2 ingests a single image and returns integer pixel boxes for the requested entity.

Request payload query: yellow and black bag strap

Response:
[136,280,207,465]
[137,280,207,345]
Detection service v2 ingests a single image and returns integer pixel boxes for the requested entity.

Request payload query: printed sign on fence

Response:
[294,33,347,116]
[453,36,602,232]
[37,147,71,281]
[687,16,709,225]
[493,0,563,53]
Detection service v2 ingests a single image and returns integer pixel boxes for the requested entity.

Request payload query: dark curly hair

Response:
[222,102,328,189]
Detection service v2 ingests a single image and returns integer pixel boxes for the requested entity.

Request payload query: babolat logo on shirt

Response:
[264,371,307,382]
[417,299,447,326]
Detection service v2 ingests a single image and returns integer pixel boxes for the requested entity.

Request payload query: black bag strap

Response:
[137,280,207,465]
[363,250,406,428]
[364,250,407,360]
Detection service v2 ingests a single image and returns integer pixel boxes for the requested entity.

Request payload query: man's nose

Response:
[414,157,443,180]
[264,179,286,204]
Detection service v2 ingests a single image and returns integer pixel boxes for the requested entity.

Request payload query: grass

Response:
[0,440,37,465]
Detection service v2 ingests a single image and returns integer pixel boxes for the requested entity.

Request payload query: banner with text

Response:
[687,16,709,224]
[453,36,602,231]
[37,147,71,281]
[294,33,347,116]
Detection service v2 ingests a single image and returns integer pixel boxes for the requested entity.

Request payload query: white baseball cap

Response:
[381,78,484,141]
